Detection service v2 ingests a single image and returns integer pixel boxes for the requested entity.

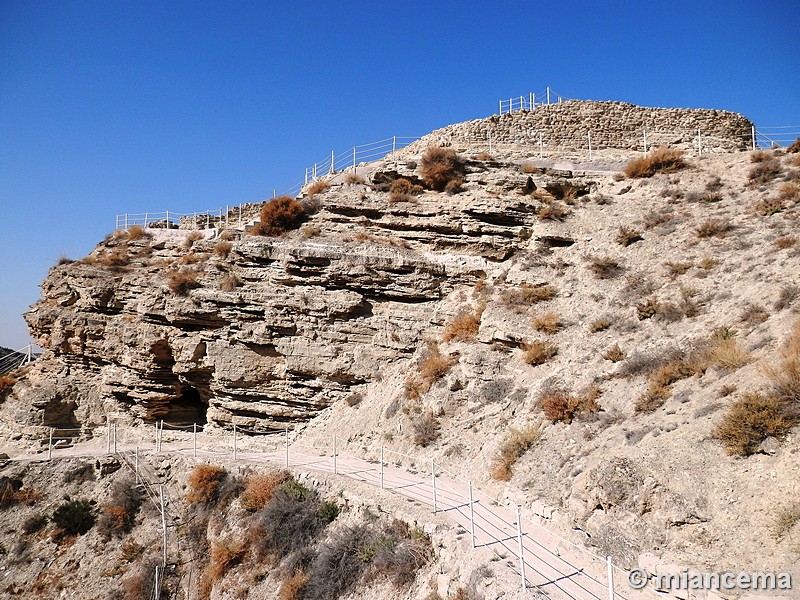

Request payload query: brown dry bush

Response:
[602,344,626,362]
[253,196,305,236]
[778,181,800,203]
[713,393,797,456]
[404,344,454,400]
[420,147,465,191]
[696,218,732,238]
[489,424,544,481]
[751,150,774,163]
[0,374,16,400]
[522,340,558,366]
[198,540,247,600]
[788,137,800,153]
[740,302,769,326]
[747,159,783,186]
[442,306,484,342]
[219,272,242,291]
[214,241,233,257]
[532,311,562,334]
[279,571,310,600]
[183,231,204,249]
[388,178,423,203]
[179,251,208,265]
[412,410,440,447]
[774,235,798,249]
[586,255,624,279]
[625,147,686,178]
[502,282,557,307]
[773,503,800,539]
[539,385,601,424]
[187,464,228,506]
[344,173,366,184]
[753,197,785,216]
[536,202,570,221]
[240,470,292,512]
[97,478,143,539]
[588,317,612,333]
[616,226,643,247]
[126,225,151,241]
[306,180,330,197]
[167,270,200,295]
[664,261,692,278]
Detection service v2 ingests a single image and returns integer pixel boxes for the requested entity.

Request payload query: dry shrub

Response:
[219,272,242,291]
[602,344,626,362]
[778,181,800,203]
[489,423,544,481]
[306,180,330,197]
[97,479,143,539]
[279,571,309,600]
[522,340,558,366]
[240,470,291,512]
[126,225,151,241]
[405,343,454,400]
[774,235,798,249]
[616,226,643,247]
[753,197,785,216]
[187,464,228,506]
[532,311,561,334]
[214,241,233,257]
[473,152,493,161]
[706,335,750,371]
[751,150,774,163]
[389,178,423,203]
[502,282,557,307]
[747,159,783,186]
[787,137,800,153]
[442,306,484,342]
[713,393,797,456]
[179,251,208,264]
[411,410,440,447]
[122,559,158,600]
[253,196,305,236]
[586,255,624,279]
[588,317,612,333]
[420,147,465,191]
[773,503,800,539]
[0,374,16,400]
[536,202,570,221]
[183,231,204,249]
[345,173,366,184]
[775,285,799,311]
[96,249,131,268]
[167,270,200,295]
[763,319,800,402]
[625,147,686,178]
[740,302,769,326]
[198,540,247,600]
[696,218,732,238]
[540,385,601,424]
[664,261,692,278]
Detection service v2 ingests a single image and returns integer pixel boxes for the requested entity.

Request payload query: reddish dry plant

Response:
[253,196,305,236]
[489,424,544,481]
[388,178,423,203]
[625,147,686,178]
[539,386,601,424]
[306,180,330,197]
[166,270,200,295]
[198,540,247,600]
[419,147,465,191]
[214,241,233,257]
[240,470,292,511]
[522,340,558,366]
[279,571,310,600]
[442,306,484,342]
[187,464,227,505]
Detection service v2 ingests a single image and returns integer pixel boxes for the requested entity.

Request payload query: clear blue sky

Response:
[1,1,798,348]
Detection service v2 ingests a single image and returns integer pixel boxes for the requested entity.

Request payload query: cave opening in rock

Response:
[163,386,208,427]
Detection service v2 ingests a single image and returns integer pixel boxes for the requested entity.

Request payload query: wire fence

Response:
[498,87,573,114]
[0,344,37,375]
[24,421,672,600]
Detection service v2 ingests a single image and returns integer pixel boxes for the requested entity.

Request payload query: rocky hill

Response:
[1,102,799,599]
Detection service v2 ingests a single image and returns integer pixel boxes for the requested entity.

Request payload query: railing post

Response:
[431,459,437,514]
[516,506,526,592]
[135,446,139,484]
[353,146,357,170]
[380,444,384,489]
[206,212,210,229]
[333,435,337,475]
[313,163,317,179]
[751,126,756,150]
[530,92,534,110]
[107,420,111,454]
[144,212,148,228]
[539,132,543,159]
[607,556,615,600]
[48,428,53,460]
[193,423,197,458]
[588,131,593,160]
[643,130,648,154]
[155,422,159,451]
[329,150,334,174]
[159,484,167,567]
[468,480,475,548]
[547,87,551,105]
[233,423,237,461]
[113,423,117,454]
[499,100,502,115]
[124,214,128,230]
[697,129,702,156]
[392,136,396,161]
[285,426,289,468]
[166,210,170,227]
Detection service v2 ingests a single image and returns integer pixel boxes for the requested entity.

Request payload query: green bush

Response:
[52,497,96,537]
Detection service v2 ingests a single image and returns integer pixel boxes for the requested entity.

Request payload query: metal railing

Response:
[499,87,572,114]
[0,344,37,375]
[24,421,670,600]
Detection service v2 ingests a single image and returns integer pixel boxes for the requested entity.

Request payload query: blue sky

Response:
[1,0,798,348]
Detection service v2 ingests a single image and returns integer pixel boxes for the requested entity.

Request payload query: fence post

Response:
[380,445,384,489]
[392,136,396,161]
[530,92,534,110]
[498,100,502,115]
[159,484,167,567]
[48,428,53,460]
[166,210,170,227]
[468,480,475,548]
[751,126,756,150]
[697,129,702,156]
[353,146,357,170]
[329,150,335,174]
[107,420,111,454]
[643,130,648,154]
[516,506,526,592]
[588,131,593,160]
[607,556,615,600]
[124,214,129,229]
[135,446,139,484]
[153,565,160,599]
[206,212,210,229]
[155,422,159,451]
[538,132,543,159]
[159,420,163,452]
[113,423,117,454]
[233,424,237,461]
[431,460,437,514]
[285,426,289,468]
[193,423,197,458]
[546,87,551,105]
[333,435,337,475]
[313,163,317,179]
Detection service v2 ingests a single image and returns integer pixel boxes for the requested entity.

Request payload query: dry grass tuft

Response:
[187,465,228,505]
[539,385,601,424]
[774,235,798,249]
[747,159,783,186]
[442,306,484,342]
[588,317,612,333]
[412,411,440,447]
[713,393,797,456]
[696,218,732,238]
[778,181,800,203]
[636,297,661,320]
[240,470,292,511]
[502,283,557,308]
[167,270,200,295]
[664,261,692,278]
[0,374,17,400]
[489,423,544,481]
[388,178,423,203]
[753,197,785,216]
[420,147,465,191]
[126,225,151,241]
[198,540,247,600]
[788,137,800,153]
[306,180,330,197]
[616,226,643,247]
[279,571,310,600]
[183,231,204,249]
[625,147,686,178]
[405,344,454,400]
[602,344,626,362]
[586,255,624,279]
[536,202,570,221]
[522,340,558,366]
[214,241,233,257]
[344,173,366,184]
[253,196,305,236]
[773,503,800,539]
[532,311,562,334]
[219,272,242,292]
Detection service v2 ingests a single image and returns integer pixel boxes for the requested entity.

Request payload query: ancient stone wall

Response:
[405,100,753,154]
